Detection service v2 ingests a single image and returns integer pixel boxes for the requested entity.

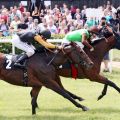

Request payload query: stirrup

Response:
[14,62,25,69]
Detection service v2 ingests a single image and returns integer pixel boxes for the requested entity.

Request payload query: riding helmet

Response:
[40,29,51,39]
[88,26,100,35]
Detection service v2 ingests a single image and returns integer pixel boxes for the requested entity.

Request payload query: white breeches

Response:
[62,38,84,49]
[12,34,36,57]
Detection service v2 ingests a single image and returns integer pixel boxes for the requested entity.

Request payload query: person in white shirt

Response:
[47,19,58,34]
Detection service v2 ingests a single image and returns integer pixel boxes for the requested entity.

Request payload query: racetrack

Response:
[0,68,120,120]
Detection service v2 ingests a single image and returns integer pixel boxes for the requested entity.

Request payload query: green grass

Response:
[0,68,120,120]
[112,49,120,61]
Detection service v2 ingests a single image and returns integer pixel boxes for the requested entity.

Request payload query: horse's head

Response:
[62,42,94,69]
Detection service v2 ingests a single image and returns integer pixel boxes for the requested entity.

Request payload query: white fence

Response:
[0,39,62,55]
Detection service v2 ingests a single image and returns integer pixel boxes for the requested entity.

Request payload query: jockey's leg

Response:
[61,38,70,46]
[74,42,94,69]
[12,35,35,67]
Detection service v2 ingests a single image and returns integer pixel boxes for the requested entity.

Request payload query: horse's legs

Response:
[44,78,89,111]
[30,87,42,114]
[91,75,120,98]
[98,84,108,100]
[55,75,84,101]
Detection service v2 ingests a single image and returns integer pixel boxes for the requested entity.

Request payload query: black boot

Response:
[75,45,94,69]
[14,54,28,68]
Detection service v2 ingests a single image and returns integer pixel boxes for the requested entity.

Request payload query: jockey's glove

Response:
[90,47,94,52]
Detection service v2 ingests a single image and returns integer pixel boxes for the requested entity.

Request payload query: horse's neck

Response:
[87,40,110,63]
[52,52,67,66]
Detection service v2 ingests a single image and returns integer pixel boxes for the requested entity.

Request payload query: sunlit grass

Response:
[0,68,120,120]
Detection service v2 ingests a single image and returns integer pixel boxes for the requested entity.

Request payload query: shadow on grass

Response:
[0,107,120,120]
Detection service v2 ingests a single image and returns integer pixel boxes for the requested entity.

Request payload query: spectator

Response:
[19,3,24,13]
[74,8,81,19]
[61,3,68,14]
[47,19,58,34]
[29,18,39,31]
[10,8,19,22]
[17,17,28,30]
[0,10,8,23]
[65,9,72,21]
[38,18,48,31]
[24,12,31,23]
[81,5,87,22]
[67,19,75,31]
[109,13,119,31]
[0,19,9,36]
[1,5,5,11]
[10,15,21,32]
[53,4,59,14]
[32,6,40,22]
[85,17,98,28]
[70,5,76,19]
[74,14,84,28]
[27,16,33,29]
[39,9,45,18]
[58,20,68,34]
[44,9,53,23]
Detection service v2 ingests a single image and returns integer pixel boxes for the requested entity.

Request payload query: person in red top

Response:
[19,3,24,13]
[70,5,76,19]
[0,10,8,23]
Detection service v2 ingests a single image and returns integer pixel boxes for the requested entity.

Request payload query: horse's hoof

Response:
[97,95,103,101]
[78,98,85,101]
[82,106,90,111]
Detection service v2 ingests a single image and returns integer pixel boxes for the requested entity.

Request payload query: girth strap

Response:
[23,68,28,86]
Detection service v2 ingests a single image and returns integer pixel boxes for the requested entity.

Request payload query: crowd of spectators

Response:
[0,1,119,37]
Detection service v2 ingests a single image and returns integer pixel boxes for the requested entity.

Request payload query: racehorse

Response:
[30,27,120,114]
[0,43,92,114]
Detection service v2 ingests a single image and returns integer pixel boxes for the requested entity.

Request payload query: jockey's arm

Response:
[82,33,93,50]
[34,35,57,49]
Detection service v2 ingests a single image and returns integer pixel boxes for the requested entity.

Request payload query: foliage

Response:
[0,35,65,54]
[51,34,65,39]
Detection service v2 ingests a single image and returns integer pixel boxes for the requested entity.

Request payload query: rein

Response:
[47,49,61,66]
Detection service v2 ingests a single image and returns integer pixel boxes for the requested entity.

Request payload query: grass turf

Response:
[0,68,120,120]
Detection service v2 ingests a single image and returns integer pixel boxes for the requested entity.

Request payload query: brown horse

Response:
[0,44,92,114]
[30,28,120,114]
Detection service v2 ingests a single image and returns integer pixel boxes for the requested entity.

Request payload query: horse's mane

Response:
[90,38,105,46]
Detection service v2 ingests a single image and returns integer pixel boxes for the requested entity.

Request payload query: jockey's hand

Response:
[90,47,94,52]
[56,46,62,50]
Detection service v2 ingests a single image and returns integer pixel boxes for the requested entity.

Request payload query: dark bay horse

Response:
[30,30,120,114]
[0,44,92,114]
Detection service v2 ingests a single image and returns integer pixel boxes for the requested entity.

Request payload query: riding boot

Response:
[14,54,28,68]
[75,45,94,69]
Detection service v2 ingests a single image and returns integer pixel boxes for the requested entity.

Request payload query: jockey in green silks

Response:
[62,26,100,67]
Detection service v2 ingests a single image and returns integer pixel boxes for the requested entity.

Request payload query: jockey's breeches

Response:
[12,34,36,57]
[62,38,84,49]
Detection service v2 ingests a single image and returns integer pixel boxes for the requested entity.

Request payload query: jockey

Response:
[12,29,61,67]
[61,26,100,68]
[62,26,100,51]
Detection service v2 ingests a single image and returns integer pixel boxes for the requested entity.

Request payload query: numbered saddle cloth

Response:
[4,54,24,69]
